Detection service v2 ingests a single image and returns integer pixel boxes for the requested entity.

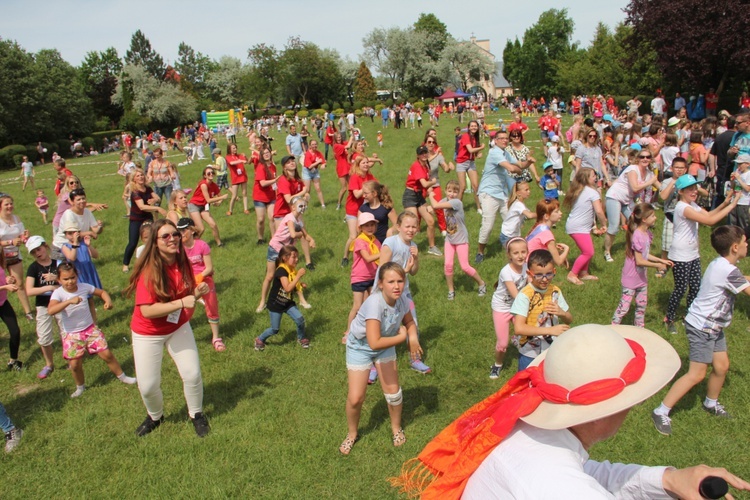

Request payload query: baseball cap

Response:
[25,235,45,253]
[674,174,700,191]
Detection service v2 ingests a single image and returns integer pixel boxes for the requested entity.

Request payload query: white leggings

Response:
[132,322,203,420]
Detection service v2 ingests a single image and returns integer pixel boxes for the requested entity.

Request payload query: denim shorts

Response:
[605,198,632,235]
[266,246,280,262]
[402,189,425,208]
[301,167,320,181]
[456,160,476,173]
[188,203,204,213]
[254,200,274,209]
[345,334,397,371]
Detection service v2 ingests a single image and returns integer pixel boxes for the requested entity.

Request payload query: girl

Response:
[275,156,313,269]
[664,176,740,333]
[0,194,32,319]
[660,133,680,176]
[35,190,49,225]
[225,143,250,216]
[402,146,439,256]
[342,157,377,267]
[188,167,228,247]
[427,180,487,300]
[426,135,455,235]
[253,146,280,244]
[125,219,211,437]
[167,190,189,225]
[455,120,485,209]
[489,237,528,378]
[324,119,336,160]
[343,213,381,343]
[500,182,536,248]
[177,218,223,352]
[254,245,310,350]
[257,196,315,313]
[612,204,672,327]
[564,168,608,285]
[340,262,421,455]
[25,236,61,379]
[123,169,165,273]
[48,263,136,398]
[135,222,152,261]
[358,181,397,244]
[302,139,326,208]
[0,249,22,371]
[688,131,708,181]
[525,199,569,268]
[333,132,355,210]
[61,221,101,289]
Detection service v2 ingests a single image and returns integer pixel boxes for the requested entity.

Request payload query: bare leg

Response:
[189,211,206,238]
[97,348,124,377]
[313,178,325,207]
[468,170,480,210]
[201,212,221,245]
[9,262,31,315]
[227,185,238,213]
[69,358,85,386]
[377,360,403,436]
[344,368,370,441]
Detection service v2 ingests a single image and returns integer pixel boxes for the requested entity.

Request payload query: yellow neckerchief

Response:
[349,231,379,263]
[278,263,302,291]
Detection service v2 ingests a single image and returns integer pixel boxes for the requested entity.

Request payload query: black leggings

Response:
[666,258,701,323]
[123,219,146,266]
[0,300,21,359]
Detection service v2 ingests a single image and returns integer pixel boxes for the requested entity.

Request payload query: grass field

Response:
[0,109,748,499]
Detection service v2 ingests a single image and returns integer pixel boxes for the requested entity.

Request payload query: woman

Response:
[573,128,606,184]
[225,143,249,216]
[0,195,32,318]
[302,139,327,208]
[188,167,228,246]
[52,189,102,263]
[507,114,529,142]
[342,157,377,266]
[145,149,175,207]
[402,146,439,255]
[123,169,166,273]
[52,176,106,238]
[167,190,189,225]
[253,146,280,244]
[564,168,608,284]
[506,130,539,184]
[126,219,211,438]
[603,149,660,261]
[324,119,336,160]
[299,124,310,152]
[426,136,454,234]
[333,132,355,210]
[455,120,485,210]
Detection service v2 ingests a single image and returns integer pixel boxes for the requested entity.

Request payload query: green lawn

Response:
[0,109,748,499]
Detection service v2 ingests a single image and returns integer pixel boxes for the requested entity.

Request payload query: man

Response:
[285,124,304,167]
[711,114,740,207]
[651,93,667,118]
[706,88,719,117]
[393,324,750,499]
[674,92,686,113]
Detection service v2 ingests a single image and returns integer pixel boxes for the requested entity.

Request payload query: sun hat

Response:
[628,143,642,152]
[550,135,560,143]
[674,174,700,191]
[212,148,221,155]
[667,116,681,127]
[25,235,45,253]
[62,221,80,233]
[522,324,680,429]
[358,212,376,226]
[735,153,750,164]
[543,161,554,171]
[603,114,613,122]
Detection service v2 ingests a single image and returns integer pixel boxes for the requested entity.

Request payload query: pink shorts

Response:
[62,324,108,360]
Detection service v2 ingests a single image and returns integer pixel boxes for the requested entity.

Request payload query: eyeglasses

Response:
[639,155,652,159]
[158,232,181,241]
[205,172,214,176]
[426,140,435,144]
[67,182,78,186]
[532,272,555,281]
[588,134,598,138]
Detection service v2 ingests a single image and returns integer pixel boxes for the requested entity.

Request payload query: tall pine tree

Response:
[125,30,165,80]
[354,61,377,103]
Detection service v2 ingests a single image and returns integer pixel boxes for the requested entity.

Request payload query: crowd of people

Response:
[1,94,750,497]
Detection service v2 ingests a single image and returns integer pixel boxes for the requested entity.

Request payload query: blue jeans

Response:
[153,184,173,207]
[517,354,535,371]
[259,306,306,342]
[0,401,15,433]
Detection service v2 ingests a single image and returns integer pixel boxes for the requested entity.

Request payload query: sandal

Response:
[212,338,226,352]
[226,211,232,216]
[339,434,359,455]
[392,428,406,447]
[566,276,584,286]
[580,275,599,281]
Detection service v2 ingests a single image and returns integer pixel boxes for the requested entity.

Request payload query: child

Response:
[47,263,136,398]
[342,157,377,267]
[135,222,152,260]
[427,180,487,300]
[35,190,49,225]
[526,199,569,268]
[340,262,421,455]
[377,131,383,148]
[652,225,750,436]
[611,204,672,327]
[545,135,565,188]
[538,162,560,201]
[0,250,22,371]
[728,153,750,237]
[510,249,573,371]
[257,196,315,313]
[60,221,101,289]
[489,237,528,378]
[500,182,536,248]
[664,175,739,334]
[1,401,23,452]
[212,148,229,190]
[660,133,680,176]
[254,245,310,350]
[177,218,224,352]
[343,213,381,344]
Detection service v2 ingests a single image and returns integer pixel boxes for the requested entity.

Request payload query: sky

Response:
[0,0,629,67]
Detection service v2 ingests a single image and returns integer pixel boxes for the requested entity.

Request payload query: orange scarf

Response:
[390,339,646,499]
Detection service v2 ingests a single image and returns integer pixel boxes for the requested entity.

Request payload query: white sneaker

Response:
[427,246,443,256]
[604,253,614,263]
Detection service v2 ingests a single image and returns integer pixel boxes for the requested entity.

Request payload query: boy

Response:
[538,162,560,201]
[728,153,750,238]
[652,225,750,435]
[211,148,229,190]
[510,249,573,371]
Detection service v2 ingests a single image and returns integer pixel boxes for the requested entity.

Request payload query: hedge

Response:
[91,130,123,150]
[297,110,309,119]
[0,145,27,169]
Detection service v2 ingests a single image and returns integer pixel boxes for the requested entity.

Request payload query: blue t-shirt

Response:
[478,146,515,200]
[539,174,560,199]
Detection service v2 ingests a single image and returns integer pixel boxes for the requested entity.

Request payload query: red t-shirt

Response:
[455,133,477,164]
[304,150,325,169]
[405,160,429,191]
[274,175,304,218]
[508,122,528,135]
[55,168,74,196]
[324,126,335,145]
[225,154,248,184]
[742,97,750,109]
[189,179,219,206]
[334,143,350,177]
[346,172,376,216]
[705,93,718,110]
[253,163,276,203]
[130,264,194,335]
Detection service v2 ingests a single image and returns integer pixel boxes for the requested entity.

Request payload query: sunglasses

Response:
[639,155,652,159]
[532,272,556,281]
[588,134,598,138]
[426,140,435,144]
[158,232,181,241]
[205,172,214,176]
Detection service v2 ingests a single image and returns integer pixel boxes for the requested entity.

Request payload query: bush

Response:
[24,145,39,163]
[353,101,365,112]
[321,104,329,111]
[333,108,345,117]
[355,109,363,117]
[414,101,425,110]
[54,140,71,157]
[284,110,294,118]
[82,137,95,151]
[297,110,309,119]
[12,154,25,168]
[366,100,378,108]
[119,111,151,136]
[424,98,434,106]
[0,145,28,169]
[384,99,393,108]
[94,117,111,132]
[375,104,385,112]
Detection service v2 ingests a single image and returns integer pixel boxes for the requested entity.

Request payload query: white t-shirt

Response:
[660,146,679,172]
[668,201,700,261]
[348,291,409,341]
[373,235,417,292]
[685,257,749,335]
[606,165,651,205]
[566,186,600,234]
[0,215,25,260]
[737,170,750,205]
[51,283,95,333]
[501,200,528,238]
[651,97,666,114]
[53,209,98,249]
[491,263,527,312]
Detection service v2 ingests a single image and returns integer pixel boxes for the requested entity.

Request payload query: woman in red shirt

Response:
[324,119,336,159]
[275,156,313,268]
[455,120,485,211]
[225,143,249,216]
[341,157,377,266]
[126,219,211,438]
[303,139,327,208]
[333,132,355,210]
[402,146,439,254]
[188,167,228,246]
[253,146,280,244]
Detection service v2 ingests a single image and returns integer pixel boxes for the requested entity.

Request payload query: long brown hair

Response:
[564,168,595,210]
[624,203,654,260]
[364,180,393,210]
[125,219,196,302]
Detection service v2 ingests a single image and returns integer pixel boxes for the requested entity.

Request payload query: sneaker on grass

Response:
[427,246,443,256]
[191,412,210,437]
[410,359,432,374]
[703,402,732,418]
[135,415,164,437]
[4,428,23,453]
[489,365,502,379]
[651,411,672,435]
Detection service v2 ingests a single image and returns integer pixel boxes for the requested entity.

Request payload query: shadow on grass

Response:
[5,385,70,426]
[200,366,274,417]
[360,385,439,438]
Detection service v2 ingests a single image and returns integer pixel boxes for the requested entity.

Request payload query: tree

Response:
[625,0,750,95]
[79,47,123,125]
[246,43,281,109]
[354,61,377,103]
[502,38,521,88]
[413,13,449,61]
[204,56,248,108]
[277,38,343,108]
[442,38,496,94]
[125,30,165,80]
[336,55,359,107]
[175,42,216,96]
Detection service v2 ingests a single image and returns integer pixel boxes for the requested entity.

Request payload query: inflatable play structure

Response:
[201,109,242,129]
